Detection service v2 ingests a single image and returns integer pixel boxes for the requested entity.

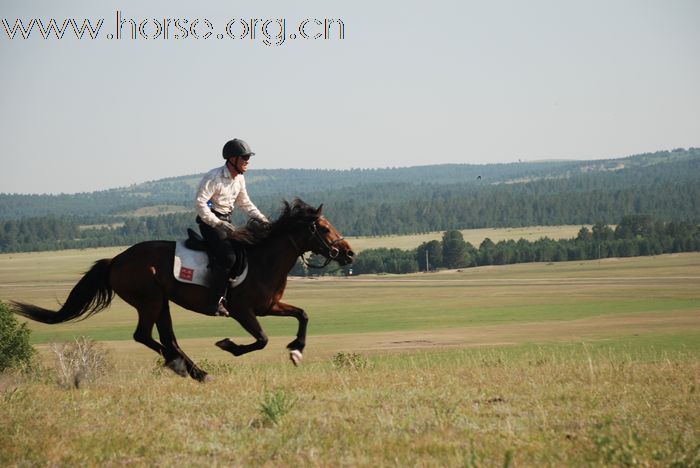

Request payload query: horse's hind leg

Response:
[129,297,184,376]
[132,302,177,363]
[113,268,175,367]
[133,312,166,356]
[156,300,210,382]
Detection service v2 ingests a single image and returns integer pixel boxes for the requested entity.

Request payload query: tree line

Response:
[1,179,699,254]
[1,148,698,222]
[324,216,700,276]
[1,150,699,253]
[0,214,193,252]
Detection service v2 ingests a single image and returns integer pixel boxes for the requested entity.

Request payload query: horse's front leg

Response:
[215,309,268,357]
[261,302,308,366]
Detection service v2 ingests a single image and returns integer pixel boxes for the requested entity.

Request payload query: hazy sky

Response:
[1,0,698,194]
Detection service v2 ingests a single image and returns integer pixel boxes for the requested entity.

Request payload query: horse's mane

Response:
[227,198,319,246]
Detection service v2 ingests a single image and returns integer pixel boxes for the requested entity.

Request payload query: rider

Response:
[195,138,269,316]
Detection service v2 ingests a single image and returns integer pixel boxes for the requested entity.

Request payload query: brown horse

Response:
[10,199,354,382]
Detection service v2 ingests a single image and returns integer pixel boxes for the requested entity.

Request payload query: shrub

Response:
[0,301,35,373]
[332,351,370,370]
[51,336,111,388]
[259,388,296,426]
[198,358,235,375]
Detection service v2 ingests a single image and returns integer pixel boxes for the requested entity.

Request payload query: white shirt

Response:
[195,165,268,227]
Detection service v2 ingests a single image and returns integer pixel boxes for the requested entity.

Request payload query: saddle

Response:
[185,229,247,279]
[173,229,248,288]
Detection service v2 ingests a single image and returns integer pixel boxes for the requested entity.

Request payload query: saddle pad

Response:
[173,240,248,288]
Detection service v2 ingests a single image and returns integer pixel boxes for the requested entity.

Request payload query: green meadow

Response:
[1,247,697,347]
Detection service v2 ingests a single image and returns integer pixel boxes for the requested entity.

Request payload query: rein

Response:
[288,218,345,269]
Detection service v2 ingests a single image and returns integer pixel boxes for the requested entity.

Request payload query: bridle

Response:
[288,217,346,269]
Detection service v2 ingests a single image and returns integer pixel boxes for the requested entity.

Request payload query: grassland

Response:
[1,249,697,347]
[114,205,191,217]
[347,224,589,252]
[0,242,699,465]
[1,342,698,466]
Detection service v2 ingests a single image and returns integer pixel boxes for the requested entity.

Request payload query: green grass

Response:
[2,252,699,346]
[461,330,700,359]
[19,280,700,343]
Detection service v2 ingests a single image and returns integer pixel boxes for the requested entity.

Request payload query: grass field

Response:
[114,205,191,217]
[347,224,589,252]
[1,242,699,465]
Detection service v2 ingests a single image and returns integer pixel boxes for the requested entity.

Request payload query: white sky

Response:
[1,0,698,194]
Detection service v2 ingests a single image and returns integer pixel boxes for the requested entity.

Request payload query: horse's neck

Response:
[251,234,301,280]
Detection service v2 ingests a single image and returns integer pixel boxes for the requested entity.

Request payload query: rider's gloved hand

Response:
[248,218,271,230]
[216,222,238,240]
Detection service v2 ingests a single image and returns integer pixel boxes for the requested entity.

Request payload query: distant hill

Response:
[1,148,697,221]
[0,148,698,252]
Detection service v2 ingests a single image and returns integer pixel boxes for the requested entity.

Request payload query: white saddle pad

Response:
[173,240,248,288]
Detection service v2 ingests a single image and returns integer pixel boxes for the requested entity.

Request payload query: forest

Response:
[0,148,698,253]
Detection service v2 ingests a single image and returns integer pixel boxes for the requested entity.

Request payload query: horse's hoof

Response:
[165,357,188,377]
[216,339,231,350]
[216,338,243,356]
[289,349,303,367]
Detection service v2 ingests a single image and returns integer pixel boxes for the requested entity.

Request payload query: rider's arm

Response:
[234,177,269,223]
[195,174,224,227]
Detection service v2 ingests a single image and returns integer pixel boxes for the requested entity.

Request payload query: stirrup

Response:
[215,297,230,317]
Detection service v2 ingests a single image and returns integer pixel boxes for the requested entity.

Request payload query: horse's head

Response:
[282,202,354,266]
[259,199,354,266]
[306,205,355,266]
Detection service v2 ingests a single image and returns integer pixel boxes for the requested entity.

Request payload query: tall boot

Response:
[206,264,231,317]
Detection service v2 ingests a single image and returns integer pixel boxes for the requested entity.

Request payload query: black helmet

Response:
[222,138,255,160]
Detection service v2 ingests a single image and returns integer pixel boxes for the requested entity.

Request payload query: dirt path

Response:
[354,309,700,351]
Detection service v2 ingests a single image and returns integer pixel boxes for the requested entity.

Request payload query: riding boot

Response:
[206,264,231,317]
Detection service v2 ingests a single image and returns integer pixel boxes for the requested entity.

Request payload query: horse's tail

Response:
[10,259,114,324]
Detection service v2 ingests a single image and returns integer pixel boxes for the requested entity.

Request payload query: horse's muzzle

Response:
[337,246,355,266]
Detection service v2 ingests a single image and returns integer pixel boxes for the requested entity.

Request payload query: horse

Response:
[9,199,355,382]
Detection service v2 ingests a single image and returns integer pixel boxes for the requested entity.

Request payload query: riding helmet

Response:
[222,139,255,159]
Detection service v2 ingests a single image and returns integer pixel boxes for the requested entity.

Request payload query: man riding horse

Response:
[195,138,268,317]
[11,166,355,380]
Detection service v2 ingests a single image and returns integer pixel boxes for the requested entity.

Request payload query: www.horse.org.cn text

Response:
[1,11,345,46]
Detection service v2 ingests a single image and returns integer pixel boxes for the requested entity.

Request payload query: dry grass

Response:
[347,225,589,252]
[50,337,111,389]
[1,346,698,466]
[114,205,191,218]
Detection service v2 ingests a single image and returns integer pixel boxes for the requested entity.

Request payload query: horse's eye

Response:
[319,226,330,234]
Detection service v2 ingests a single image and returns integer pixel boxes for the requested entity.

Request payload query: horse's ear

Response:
[316,204,324,215]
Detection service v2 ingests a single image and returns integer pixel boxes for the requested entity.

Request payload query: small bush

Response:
[259,388,296,426]
[332,351,370,370]
[589,419,644,466]
[152,357,166,376]
[0,302,36,373]
[51,337,111,389]
[198,358,234,375]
